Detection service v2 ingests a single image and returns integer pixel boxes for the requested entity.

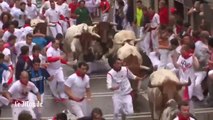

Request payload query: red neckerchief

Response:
[24,24,30,28]
[22,55,30,62]
[182,51,193,59]
[20,80,28,86]
[3,43,10,48]
[178,113,190,120]
[76,70,85,79]
[0,46,5,52]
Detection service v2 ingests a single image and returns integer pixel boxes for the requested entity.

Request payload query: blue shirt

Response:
[0,63,9,83]
[32,37,47,49]
[28,68,50,94]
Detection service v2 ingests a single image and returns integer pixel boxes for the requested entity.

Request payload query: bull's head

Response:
[73,26,103,62]
[113,30,139,46]
[92,22,117,49]
[148,78,191,100]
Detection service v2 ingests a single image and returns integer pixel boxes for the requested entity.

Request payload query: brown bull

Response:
[122,54,153,112]
[77,32,103,61]
[33,22,48,35]
[92,22,117,54]
[64,24,103,62]
[115,43,154,112]
[147,69,191,120]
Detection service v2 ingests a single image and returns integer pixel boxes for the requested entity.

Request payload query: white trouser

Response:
[158,49,170,69]
[193,71,206,100]
[148,52,160,69]
[136,26,144,39]
[59,20,68,34]
[142,30,159,54]
[0,95,9,107]
[28,93,44,105]
[112,94,133,120]
[101,13,109,22]
[49,22,63,38]
[27,92,43,119]
[11,105,36,120]
[47,68,67,99]
[65,99,90,118]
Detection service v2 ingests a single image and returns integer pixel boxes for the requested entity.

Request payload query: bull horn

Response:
[110,22,117,26]
[178,78,191,86]
[140,65,151,71]
[92,33,100,38]
[92,22,99,25]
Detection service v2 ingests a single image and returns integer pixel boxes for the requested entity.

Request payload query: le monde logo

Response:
[14,101,43,108]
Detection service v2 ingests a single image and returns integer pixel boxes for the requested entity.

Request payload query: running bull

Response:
[148,69,191,120]
[64,23,103,62]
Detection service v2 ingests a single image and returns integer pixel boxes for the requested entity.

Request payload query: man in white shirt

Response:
[175,45,199,99]
[0,0,10,12]
[5,71,41,120]
[46,39,76,101]
[39,0,51,17]
[107,56,143,120]
[44,0,63,37]
[142,7,160,55]
[2,21,22,42]
[20,19,33,40]
[194,31,209,101]
[25,0,38,19]
[56,0,70,34]
[15,33,35,56]
[158,27,174,69]
[64,62,91,118]
[0,40,11,66]
[10,0,26,28]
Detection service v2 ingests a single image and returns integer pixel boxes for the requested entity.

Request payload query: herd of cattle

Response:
[30,20,192,120]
